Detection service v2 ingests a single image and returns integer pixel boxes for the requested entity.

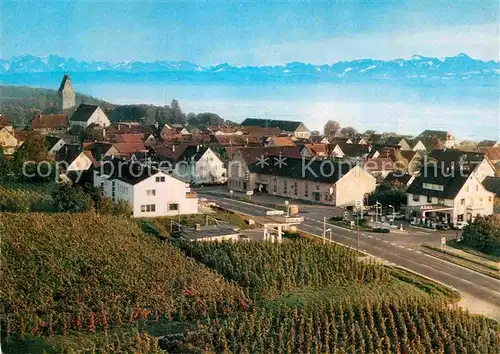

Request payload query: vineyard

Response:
[0,213,247,339]
[176,240,390,299]
[173,297,500,353]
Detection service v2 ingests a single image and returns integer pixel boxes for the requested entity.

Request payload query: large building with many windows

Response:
[93,159,198,217]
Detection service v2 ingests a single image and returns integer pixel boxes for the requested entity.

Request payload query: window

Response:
[489,196,492,202]
[476,185,479,192]
[146,189,156,196]
[293,181,298,195]
[209,157,214,162]
[141,204,156,212]
[283,180,288,194]
[438,198,445,205]
[413,195,419,202]
[273,178,277,192]
[155,176,165,182]
[460,198,465,205]
[305,183,309,197]
[168,203,179,211]
[316,184,320,191]
[427,196,432,204]
[466,186,469,192]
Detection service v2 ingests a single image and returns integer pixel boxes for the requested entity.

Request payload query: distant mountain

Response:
[1,54,498,84]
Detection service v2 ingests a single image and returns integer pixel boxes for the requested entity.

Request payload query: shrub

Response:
[461,215,500,256]
[51,183,94,212]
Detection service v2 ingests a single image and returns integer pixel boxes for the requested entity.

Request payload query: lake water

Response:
[74,81,499,140]
[11,75,497,140]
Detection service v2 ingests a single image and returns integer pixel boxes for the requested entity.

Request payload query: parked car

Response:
[435,223,450,230]
[455,221,468,230]
[387,213,405,222]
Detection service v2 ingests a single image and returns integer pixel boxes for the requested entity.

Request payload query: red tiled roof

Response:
[268,137,296,146]
[114,142,147,154]
[114,133,144,143]
[304,143,328,156]
[482,147,500,162]
[30,114,69,130]
[14,130,30,142]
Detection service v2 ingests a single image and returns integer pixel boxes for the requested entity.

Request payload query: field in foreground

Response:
[1,212,499,353]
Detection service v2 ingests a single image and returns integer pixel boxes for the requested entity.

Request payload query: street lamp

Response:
[388,205,395,224]
[375,201,382,226]
[325,228,332,242]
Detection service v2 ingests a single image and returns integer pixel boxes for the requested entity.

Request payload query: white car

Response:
[455,221,468,230]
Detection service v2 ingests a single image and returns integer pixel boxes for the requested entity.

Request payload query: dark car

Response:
[435,223,450,230]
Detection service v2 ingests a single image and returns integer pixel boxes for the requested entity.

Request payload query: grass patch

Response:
[448,239,500,263]
[420,244,500,280]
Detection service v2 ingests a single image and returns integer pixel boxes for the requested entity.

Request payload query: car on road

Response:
[387,213,405,222]
[435,222,450,230]
[454,221,468,230]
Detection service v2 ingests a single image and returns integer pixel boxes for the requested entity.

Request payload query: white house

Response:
[174,146,227,185]
[70,104,111,128]
[406,165,494,226]
[93,159,199,217]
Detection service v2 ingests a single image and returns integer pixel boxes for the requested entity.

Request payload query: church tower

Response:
[58,74,76,112]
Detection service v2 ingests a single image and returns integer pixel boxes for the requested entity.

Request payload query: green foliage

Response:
[0,184,54,212]
[367,183,407,209]
[0,145,9,181]
[51,183,94,212]
[114,199,133,216]
[176,240,390,299]
[461,215,500,256]
[173,297,500,353]
[0,213,247,339]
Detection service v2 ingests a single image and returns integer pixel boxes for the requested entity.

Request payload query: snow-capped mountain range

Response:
[1,54,498,83]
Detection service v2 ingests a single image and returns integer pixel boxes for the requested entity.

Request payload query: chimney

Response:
[154,121,159,130]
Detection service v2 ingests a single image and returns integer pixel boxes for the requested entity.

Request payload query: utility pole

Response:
[356,209,360,254]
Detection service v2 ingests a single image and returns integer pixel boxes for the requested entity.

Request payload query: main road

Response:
[200,192,500,320]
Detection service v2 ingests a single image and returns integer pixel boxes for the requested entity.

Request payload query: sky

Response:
[1,0,499,65]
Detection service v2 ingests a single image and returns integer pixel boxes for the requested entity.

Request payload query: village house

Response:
[228,147,376,206]
[93,159,198,217]
[56,144,97,172]
[329,142,370,160]
[383,171,416,190]
[70,104,111,129]
[300,143,328,158]
[0,116,18,155]
[417,130,456,149]
[478,146,500,173]
[266,136,296,147]
[409,138,427,152]
[173,146,227,185]
[364,158,395,179]
[58,74,76,112]
[241,118,311,139]
[45,136,66,155]
[406,166,494,226]
[30,114,69,134]
[427,149,495,182]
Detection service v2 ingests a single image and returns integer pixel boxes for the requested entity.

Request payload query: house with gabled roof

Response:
[227,146,375,206]
[427,149,495,182]
[241,118,310,139]
[300,143,328,158]
[406,165,494,226]
[30,114,69,133]
[0,116,17,155]
[417,129,456,148]
[173,145,227,185]
[93,158,198,217]
[70,104,110,129]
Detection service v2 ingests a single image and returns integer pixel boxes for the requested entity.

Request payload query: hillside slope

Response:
[0,213,247,338]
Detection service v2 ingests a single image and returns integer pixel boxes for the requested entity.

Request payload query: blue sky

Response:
[1,0,498,65]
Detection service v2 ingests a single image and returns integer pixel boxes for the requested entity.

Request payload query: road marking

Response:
[367,235,373,238]
[375,237,381,240]
[398,245,405,249]
[383,240,389,243]
[390,243,396,246]
[407,248,413,251]
[416,251,421,254]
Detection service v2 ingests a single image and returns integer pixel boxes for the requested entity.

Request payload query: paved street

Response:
[199,191,500,320]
